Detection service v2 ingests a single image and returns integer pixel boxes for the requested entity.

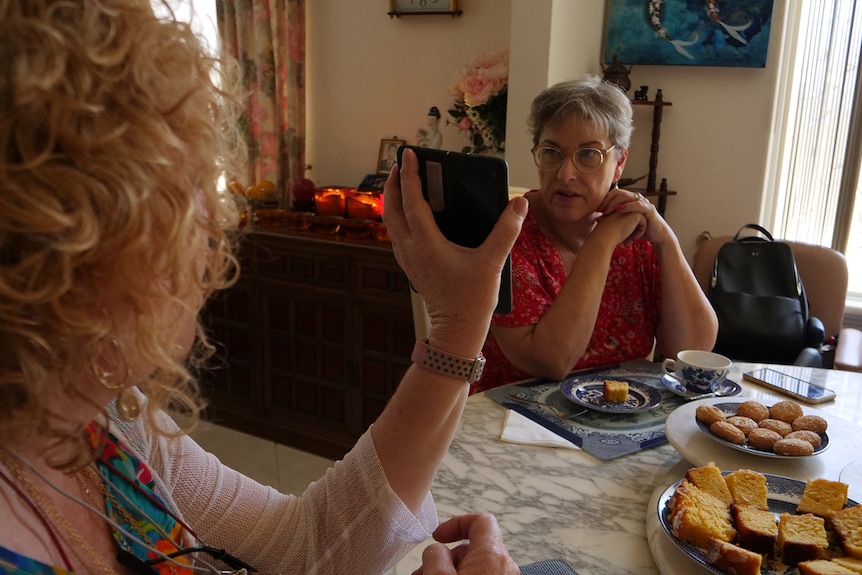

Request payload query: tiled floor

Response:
[177,414,336,495]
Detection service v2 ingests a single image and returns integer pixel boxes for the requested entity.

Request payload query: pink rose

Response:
[458,117,472,131]
[461,76,498,106]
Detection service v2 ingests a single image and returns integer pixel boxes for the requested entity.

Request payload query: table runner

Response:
[484,360,697,460]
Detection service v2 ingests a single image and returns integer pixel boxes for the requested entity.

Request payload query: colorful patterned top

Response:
[475,205,661,393]
[1,397,436,575]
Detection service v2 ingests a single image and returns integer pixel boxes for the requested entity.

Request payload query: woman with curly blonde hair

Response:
[0,1,526,573]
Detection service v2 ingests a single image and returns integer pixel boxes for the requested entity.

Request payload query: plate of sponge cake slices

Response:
[559,376,662,413]
[657,462,862,575]
[695,400,830,459]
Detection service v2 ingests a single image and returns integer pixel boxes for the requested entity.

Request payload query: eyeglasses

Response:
[531,144,616,173]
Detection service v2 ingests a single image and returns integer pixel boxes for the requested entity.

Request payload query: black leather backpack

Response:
[708,224,824,364]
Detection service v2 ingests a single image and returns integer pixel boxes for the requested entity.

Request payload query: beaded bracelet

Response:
[411,338,486,383]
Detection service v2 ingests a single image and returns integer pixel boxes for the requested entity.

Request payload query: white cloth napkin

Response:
[499,409,581,450]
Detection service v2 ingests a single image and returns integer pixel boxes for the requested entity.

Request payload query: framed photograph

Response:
[389,0,459,14]
[603,0,774,67]
[377,139,404,174]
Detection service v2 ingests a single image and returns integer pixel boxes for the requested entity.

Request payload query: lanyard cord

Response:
[93,451,198,539]
[88,420,198,540]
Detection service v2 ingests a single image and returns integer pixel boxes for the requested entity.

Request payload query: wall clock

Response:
[388,0,462,17]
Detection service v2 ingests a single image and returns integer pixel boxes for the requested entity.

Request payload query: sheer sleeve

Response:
[133,410,437,575]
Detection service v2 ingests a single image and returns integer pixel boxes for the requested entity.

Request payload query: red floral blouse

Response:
[474,203,661,394]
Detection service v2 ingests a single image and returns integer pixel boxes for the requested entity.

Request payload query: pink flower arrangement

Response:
[447,49,508,154]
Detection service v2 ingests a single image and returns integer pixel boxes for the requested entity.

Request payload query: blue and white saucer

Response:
[660,373,742,399]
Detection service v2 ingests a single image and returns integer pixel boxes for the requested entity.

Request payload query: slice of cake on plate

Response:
[603,379,628,402]
[798,559,859,575]
[669,479,736,549]
[732,504,778,555]
[778,512,830,565]
[797,478,849,521]
[831,505,862,559]
[705,537,763,575]
[686,462,733,506]
[725,469,769,510]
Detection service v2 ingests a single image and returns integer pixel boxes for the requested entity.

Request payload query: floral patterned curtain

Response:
[217,0,305,205]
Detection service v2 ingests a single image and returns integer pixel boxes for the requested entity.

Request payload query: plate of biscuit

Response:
[560,377,661,413]
[695,400,829,459]
[657,463,860,575]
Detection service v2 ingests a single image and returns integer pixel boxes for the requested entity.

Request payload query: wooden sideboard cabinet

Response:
[200,229,415,460]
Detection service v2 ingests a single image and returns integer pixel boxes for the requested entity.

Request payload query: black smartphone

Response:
[742,368,837,404]
[396,144,512,315]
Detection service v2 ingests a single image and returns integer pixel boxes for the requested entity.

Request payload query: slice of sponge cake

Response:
[603,379,628,402]
[797,478,849,520]
[832,505,862,559]
[778,512,830,565]
[669,479,736,549]
[732,504,778,555]
[686,462,733,506]
[725,469,769,510]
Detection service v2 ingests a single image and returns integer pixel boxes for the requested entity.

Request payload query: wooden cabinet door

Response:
[200,231,414,459]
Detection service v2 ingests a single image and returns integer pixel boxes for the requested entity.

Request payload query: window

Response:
[152,0,219,55]
[765,2,862,304]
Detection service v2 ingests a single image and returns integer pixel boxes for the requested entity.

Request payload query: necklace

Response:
[81,465,182,575]
[0,449,118,575]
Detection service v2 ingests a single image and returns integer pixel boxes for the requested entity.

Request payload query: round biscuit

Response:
[758,418,792,437]
[792,414,828,434]
[769,400,804,423]
[748,427,783,450]
[786,430,822,449]
[710,420,746,444]
[726,415,758,436]
[736,400,770,422]
[773,437,814,456]
[696,404,726,426]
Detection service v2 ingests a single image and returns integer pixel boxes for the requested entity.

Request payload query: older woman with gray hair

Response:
[475,75,717,393]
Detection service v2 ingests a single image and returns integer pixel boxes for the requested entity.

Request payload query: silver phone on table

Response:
[742,367,837,404]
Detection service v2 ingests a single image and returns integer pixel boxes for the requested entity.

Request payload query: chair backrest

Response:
[692,235,848,339]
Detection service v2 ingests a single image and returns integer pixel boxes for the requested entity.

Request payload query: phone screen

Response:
[744,368,835,402]
[396,145,512,314]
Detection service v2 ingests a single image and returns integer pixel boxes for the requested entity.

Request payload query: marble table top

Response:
[386,362,862,575]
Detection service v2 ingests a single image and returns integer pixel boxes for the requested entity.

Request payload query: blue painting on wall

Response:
[603,0,774,67]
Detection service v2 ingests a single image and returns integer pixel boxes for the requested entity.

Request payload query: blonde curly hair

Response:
[0,0,243,465]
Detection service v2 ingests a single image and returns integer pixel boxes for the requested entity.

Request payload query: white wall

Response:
[306,0,511,187]
[307,0,786,259]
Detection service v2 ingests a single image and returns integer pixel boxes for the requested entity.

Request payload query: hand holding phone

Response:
[397,145,513,314]
[742,368,837,404]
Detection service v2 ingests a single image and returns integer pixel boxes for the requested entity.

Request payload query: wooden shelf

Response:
[629,91,675,216]
[388,10,462,17]
[632,187,677,197]
[631,100,673,107]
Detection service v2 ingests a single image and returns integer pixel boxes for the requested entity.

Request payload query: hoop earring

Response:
[610,181,619,191]
[87,337,130,390]
[117,389,141,421]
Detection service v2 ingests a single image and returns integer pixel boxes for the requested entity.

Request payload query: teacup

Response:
[662,350,732,394]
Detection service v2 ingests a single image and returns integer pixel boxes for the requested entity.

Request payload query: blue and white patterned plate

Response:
[560,377,661,413]
[657,472,859,575]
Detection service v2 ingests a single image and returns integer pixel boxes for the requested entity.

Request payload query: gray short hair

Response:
[528,74,633,150]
